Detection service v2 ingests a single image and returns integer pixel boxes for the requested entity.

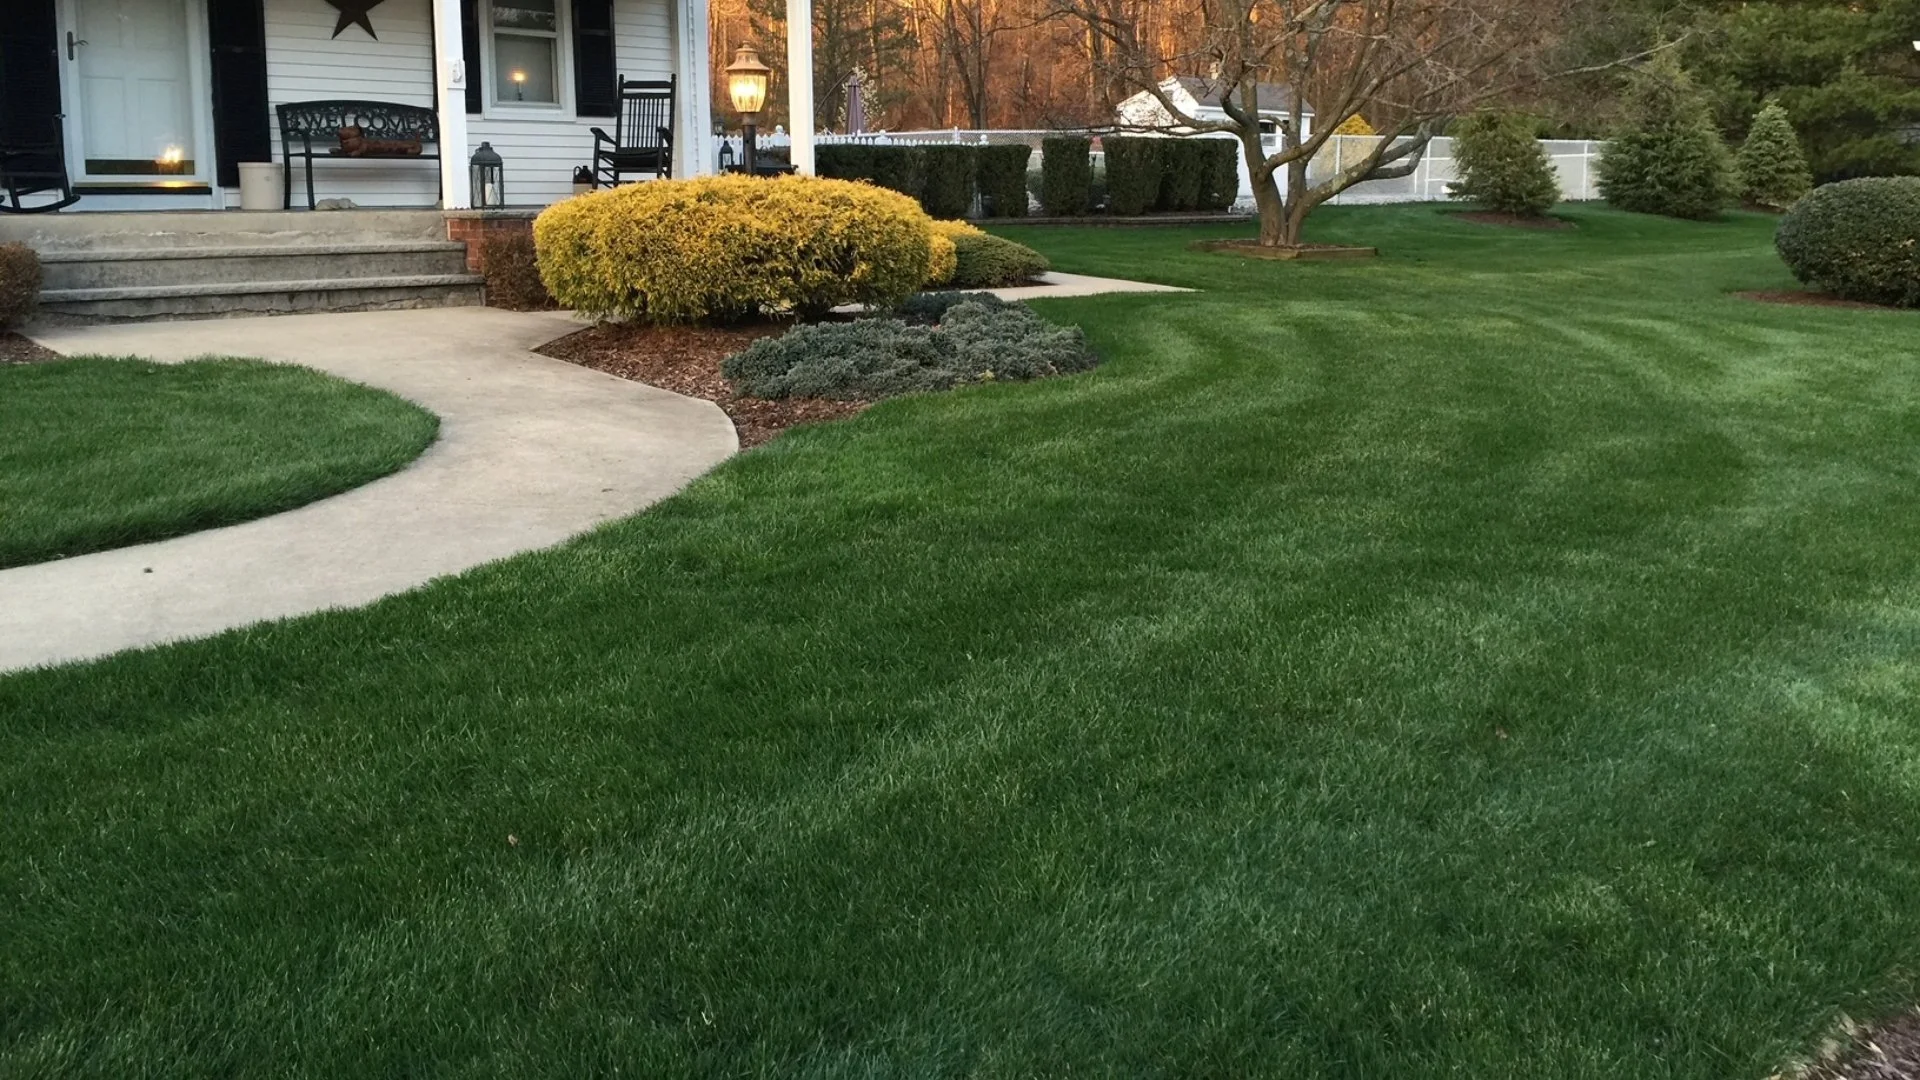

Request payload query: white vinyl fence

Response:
[1308,136,1602,206]
[726,128,1606,209]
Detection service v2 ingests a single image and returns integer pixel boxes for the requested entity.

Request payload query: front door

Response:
[60,0,213,184]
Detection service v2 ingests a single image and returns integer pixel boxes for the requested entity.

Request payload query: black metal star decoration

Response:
[324,0,385,39]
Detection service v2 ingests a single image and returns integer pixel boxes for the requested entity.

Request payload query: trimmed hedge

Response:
[1041,136,1092,216]
[816,144,926,205]
[1775,176,1920,307]
[480,229,555,311]
[1104,136,1165,216]
[0,242,41,330]
[927,230,958,286]
[1156,139,1207,212]
[977,144,1032,218]
[722,298,1097,400]
[944,224,1050,288]
[920,145,979,219]
[534,174,932,322]
[1197,139,1240,211]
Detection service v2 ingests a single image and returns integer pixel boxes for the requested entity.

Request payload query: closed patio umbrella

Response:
[846,71,866,134]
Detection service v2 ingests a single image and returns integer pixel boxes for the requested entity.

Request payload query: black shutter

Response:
[461,0,483,114]
[207,0,270,188]
[0,0,62,148]
[573,0,617,118]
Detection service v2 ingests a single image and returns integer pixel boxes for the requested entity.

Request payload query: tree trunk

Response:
[1244,136,1304,247]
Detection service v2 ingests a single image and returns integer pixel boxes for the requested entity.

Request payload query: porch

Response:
[0,0,816,214]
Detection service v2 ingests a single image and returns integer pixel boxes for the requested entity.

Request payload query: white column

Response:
[430,0,473,208]
[785,0,814,174]
[675,0,715,176]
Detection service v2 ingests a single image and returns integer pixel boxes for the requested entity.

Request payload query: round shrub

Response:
[533,175,932,322]
[0,242,43,330]
[932,221,1049,288]
[1775,176,1920,307]
[927,230,958,287]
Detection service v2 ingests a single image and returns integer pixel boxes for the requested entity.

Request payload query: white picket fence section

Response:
[724,129,1606,208]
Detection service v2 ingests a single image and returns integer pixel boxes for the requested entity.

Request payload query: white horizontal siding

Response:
[262,0,675,209]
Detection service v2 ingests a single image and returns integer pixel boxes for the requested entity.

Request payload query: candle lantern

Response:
[470,142,505,209]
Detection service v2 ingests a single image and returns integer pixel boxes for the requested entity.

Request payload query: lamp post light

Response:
[725,44,772,174]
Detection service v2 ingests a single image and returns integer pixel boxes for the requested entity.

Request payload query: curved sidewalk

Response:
[1,307,738,673]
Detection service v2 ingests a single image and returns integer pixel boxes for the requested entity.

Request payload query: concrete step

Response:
[38,274,486,322]
[0,209,450,251]
[38,242,472,291]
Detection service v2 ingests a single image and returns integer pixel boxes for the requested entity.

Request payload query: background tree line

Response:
[709,0,1920,183]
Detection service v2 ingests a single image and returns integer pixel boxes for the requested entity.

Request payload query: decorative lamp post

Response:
[470,142,505,209]
[725,44,772,174]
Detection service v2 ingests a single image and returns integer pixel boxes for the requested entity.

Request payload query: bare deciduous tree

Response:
[1055,0,1599,246]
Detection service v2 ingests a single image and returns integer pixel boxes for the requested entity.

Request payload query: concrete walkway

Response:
[1,307,737,673]
[991,271,1192,303]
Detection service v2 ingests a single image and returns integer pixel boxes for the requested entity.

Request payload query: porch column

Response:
[786,0,814,174]
[431,0,473,208]
[674,0,715,177]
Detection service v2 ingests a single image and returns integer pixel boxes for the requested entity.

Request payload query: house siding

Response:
[262,0,673,208]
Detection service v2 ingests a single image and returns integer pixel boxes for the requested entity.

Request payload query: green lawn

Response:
[0,357,437,568]
[5,205,1920,1078]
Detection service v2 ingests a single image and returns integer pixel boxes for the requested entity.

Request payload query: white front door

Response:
[61,0,213,184]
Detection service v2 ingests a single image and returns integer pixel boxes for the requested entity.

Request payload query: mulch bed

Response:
[0,331,58,365]
[536,322,870,449]
[1783,1009,1920,1080]
[1452,211,1576,231]
[1736,290,1912,313]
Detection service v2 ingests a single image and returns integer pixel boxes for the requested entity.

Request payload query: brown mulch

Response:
[536,322,870,448]
[1779,1009,1920,1080]
[1453,211,1576,231]
[0,330,58,364]
[1736,290,1913,313]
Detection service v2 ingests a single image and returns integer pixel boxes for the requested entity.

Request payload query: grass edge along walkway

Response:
[0,356,437,570]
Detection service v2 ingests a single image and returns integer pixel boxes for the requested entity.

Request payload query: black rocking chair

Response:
[0,114,79,214]
[590,75,675,187]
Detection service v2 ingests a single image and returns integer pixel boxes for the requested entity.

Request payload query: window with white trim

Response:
[490,0,564,106]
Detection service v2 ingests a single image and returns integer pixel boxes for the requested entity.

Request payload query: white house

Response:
[0,0,831,212]
[1114,76,1314,204]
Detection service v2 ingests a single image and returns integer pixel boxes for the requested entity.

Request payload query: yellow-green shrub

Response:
[928,232,958,286]
[534,175,933,322]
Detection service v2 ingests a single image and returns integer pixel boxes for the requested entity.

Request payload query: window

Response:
[491,0,561,106]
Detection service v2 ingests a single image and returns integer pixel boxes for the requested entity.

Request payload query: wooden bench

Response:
[276,101,441,210]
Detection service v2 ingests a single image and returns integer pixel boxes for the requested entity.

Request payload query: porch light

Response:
[726,45,771,117]
[470,142,505,209]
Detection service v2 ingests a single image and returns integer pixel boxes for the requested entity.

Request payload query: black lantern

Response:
[470,142,504,209]
[718,138,736,172]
